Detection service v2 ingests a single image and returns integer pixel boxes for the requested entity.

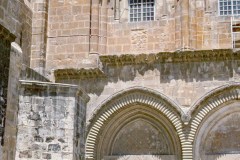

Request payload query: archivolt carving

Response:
[97,108,180,159]
[188,83,240,116]
[194,104,240,159]
[86,84,240,160]
[86,87,185,159]
[187,83,240,160]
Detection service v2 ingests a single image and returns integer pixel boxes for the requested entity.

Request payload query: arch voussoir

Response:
[187,84,240,160]
[86,87,184,160]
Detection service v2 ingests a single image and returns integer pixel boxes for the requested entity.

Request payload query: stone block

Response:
[72,6,82,15]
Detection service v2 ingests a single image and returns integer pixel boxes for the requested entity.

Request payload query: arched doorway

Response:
[85,88,183,160]
[97,105,181,160]
[194,102,240,160]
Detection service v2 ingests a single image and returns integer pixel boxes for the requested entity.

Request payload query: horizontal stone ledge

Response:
[19,80,79,88]
[54,67,105,81]
[19,80,89,101]
[100,49,240,66]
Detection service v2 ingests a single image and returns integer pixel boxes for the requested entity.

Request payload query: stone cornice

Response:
[54,68,105,81]
[19,80,90,102]
[100,49,239,66]
[0,23,16,42]
[54,49,240,81]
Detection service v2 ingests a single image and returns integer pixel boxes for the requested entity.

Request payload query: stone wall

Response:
[0,0,32,65]
[16,81,88,160]
[54,50,240,122]
[105,0,233,54]
[1,0,240,160]
[44,0,237,73]
[46,0,95,71]
[73,92,89,160]
[0,33,11,142]
[195,0,232,50]
[0,1,32,159]
[54,50,240,159]
[30,0,47,75]
[0,0,21,37]
[2,42,22,160]
[20,1,32,66]
[106,0,176,54]
[0,25,14,138]
[0,23,16,160]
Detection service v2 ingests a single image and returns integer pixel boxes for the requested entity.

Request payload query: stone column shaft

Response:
[181,0,190,50]
[30,0,48,76]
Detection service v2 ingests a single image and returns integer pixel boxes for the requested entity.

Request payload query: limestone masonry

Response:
[0,0,240,160]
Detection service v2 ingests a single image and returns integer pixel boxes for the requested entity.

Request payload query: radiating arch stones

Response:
[85,87,185,160]
[188,83,240,160]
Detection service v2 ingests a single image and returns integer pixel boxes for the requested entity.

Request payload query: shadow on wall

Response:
[20,65,50,82]
[64,59,239,96]
[103,61,233,83]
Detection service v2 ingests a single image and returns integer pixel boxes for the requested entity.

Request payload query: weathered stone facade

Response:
[16,81,88,160]
[0,24,16,160]
[1,0,240,160]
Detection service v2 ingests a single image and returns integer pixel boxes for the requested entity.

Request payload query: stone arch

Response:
[187,83,240,160]
[96,105,181,159]
[194,102,240,160]
[86,87,185,160]
[188,83,240,116]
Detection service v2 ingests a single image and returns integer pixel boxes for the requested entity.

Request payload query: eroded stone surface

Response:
[1,0,240,160]
[15,81,88,160]
[112,119,170,155]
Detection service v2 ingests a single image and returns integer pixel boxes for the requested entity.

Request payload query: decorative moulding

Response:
[54,68,105,81]
[100,49,239,66]
[19,80,90,102]
[55,49,240,81]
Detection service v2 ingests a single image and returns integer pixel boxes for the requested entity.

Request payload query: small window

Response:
[219,0,240,16]
[129,0,155,22]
